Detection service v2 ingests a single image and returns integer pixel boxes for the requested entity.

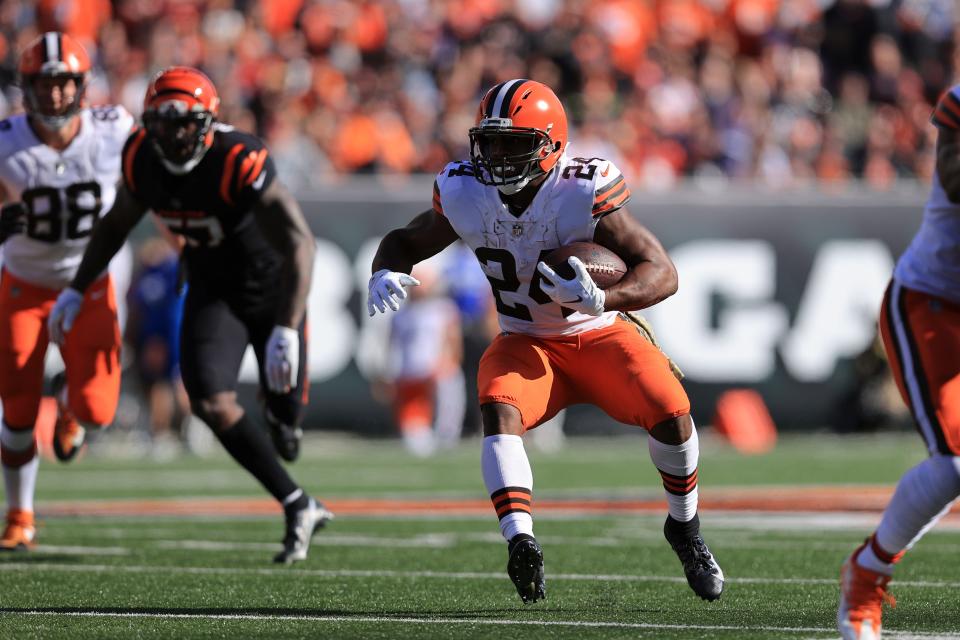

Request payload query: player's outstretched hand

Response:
[367,269,420,316]
[48,288,84,344]
[266,326,299,394]
[536,257,606,317]
[0,202,26,245]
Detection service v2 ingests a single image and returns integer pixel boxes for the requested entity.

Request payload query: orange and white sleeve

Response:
[592,161,631,218]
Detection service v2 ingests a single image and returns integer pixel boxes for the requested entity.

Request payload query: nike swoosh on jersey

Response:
[601,163,610,177]
[252,170,267,191]
[559,296,582,304]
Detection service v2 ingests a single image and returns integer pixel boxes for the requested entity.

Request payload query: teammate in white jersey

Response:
[0,33,131,550]
[837,86,960,640]
[385,262,465,457]
[368,79,723,604]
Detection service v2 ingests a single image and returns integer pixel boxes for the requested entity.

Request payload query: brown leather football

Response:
[543,241,628,289]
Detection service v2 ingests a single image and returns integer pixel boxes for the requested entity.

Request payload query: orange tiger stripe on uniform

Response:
[241,149,268,188]
[432,180,444,216]
[122,128,147,193]
[932,91,960,129]
[237,150,257,185]
[220,144,245,205]
[301,319,310,406]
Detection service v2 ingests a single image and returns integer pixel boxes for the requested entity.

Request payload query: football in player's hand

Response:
[544,242,627,289]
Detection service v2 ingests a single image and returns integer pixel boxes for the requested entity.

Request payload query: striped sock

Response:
[648,426,699,523]
[482,434,534,541]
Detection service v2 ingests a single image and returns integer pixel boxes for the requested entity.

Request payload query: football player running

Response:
[0,33,130,551]
[48,67,332,563]
[837,86,960,639]
[368,79,724,604]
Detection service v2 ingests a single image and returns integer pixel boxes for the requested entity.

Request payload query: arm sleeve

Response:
[432,179,444,216]
[121,127,148,200]
[592,161,631,218]
[931,87,960,130]
[220,137,277,209]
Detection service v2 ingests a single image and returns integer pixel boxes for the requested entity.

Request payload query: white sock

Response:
[482,434,534,541]
[858,454,960,575]
[1,421,39,513]
[402,425,437,458]
[648,425,699,523]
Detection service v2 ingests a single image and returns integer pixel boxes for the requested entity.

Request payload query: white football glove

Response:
[536,257,606,317]
[48,287,84,345]
[367,268,420,316]
[265,326,299,394]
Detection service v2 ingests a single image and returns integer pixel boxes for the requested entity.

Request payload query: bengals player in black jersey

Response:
[48,67,331,564]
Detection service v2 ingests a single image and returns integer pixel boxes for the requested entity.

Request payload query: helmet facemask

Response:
[142,104,214,175]
[469,120,555,194]
[23,72,86,131]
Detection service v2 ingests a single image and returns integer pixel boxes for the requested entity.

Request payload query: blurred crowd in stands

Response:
[0,0,956,190]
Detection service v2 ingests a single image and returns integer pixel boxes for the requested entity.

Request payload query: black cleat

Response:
[265,409,302,463]
[507,533,546,604]
[664,515,724,601]
[273,497,333,564]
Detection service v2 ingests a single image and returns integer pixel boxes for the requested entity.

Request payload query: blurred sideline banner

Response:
[19,179,923,434]
[284,178,925,433]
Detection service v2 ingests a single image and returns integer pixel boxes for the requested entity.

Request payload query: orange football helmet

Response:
[469,79,569,194]
[142,67,221,174]
[18,32,91,129]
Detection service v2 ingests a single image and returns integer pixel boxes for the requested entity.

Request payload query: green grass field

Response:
[1,432,958,639]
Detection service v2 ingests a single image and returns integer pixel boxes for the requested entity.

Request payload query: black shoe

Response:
[507,534,546,604]
[664,515,724,601]
[273,498,333,564]
[265,409,302,462]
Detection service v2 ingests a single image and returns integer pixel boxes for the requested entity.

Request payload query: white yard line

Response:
[2,561,959,589]
[32,545,130,556]
[2,609,957,638]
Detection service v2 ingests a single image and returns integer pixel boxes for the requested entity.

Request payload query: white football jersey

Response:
[0,105,133,289]
[388,297,460,380]
[895,85,960,303]
[435,154,631,337]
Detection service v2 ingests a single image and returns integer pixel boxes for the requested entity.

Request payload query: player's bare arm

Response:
[936,129,960,203]
[593,207,678,312]
[253,179,315,329]
[69,183,148,292]
[372,209,460,274]
[367,209,460,316]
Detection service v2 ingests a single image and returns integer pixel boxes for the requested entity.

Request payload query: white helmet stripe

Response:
[44,31,60,63]
[491,79,523,120]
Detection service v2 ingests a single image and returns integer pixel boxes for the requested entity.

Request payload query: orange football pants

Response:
[393,378,434,430]
[0,270,121,429]
[880,280,960,455]
[478,317,690,430]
